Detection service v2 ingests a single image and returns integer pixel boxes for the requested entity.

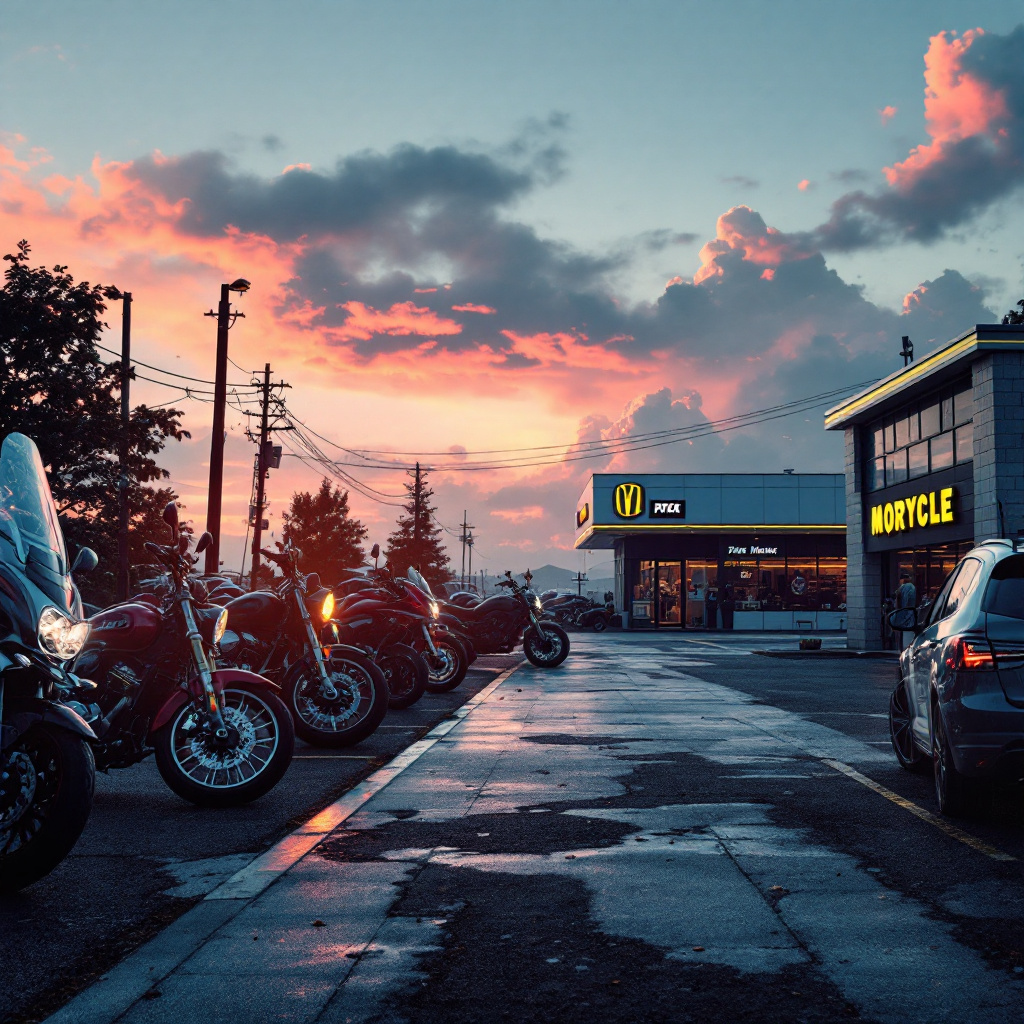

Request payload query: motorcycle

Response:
[332,552,468,698]
[218,545,388,747]
[0,433,97,892]
[69,502,294,806]
[439,571,570,668]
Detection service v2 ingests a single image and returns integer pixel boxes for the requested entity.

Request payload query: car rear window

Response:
[982,554,1024,620]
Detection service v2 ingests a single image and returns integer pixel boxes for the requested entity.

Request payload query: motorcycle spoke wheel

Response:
[168,690,280,790]
[294,664,375,732]
[524,624,570,668]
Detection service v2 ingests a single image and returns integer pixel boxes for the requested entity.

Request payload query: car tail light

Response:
[948,637,1024,671]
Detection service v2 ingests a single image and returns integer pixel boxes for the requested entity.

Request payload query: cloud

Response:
[721,175,760,189]
[797,179,813,191]
[879,105,898,124]
[814,26,1024,250]
[451,303,496,314]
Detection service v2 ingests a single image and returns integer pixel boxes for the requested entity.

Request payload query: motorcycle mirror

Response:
[195,531,213,553]
[306,572,320,590]
[162,500,179,531]
[71,546,98,574]
[371,543,380,562]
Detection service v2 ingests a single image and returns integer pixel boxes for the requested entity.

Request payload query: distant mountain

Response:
[513,564,613,598]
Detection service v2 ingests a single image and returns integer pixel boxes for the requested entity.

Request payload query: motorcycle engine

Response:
[109,660,142,697]
[219,630,262,671]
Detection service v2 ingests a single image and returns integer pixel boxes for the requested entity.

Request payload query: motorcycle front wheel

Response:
[286,654,388,747]
[0,725,95,893]
[379,645,428,710]
[153,686,294,807]
[424,633,469,693]
[523,623,570,668]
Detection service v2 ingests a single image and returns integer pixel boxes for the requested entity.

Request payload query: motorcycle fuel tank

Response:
[223,590,287,634]
[86,601,163,652]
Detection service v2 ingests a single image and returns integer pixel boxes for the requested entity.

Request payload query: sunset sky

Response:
[3,1,1024,578]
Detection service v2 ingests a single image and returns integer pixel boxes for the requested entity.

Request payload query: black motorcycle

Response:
[218,545,388,747]
[0,433,97,892]
[439,571,570,668]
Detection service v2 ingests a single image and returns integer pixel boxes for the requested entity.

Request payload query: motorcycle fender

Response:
[151,668,281,732]
[2,697,97,748]
[325,643,371,662]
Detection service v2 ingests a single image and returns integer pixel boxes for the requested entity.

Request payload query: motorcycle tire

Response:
[153,685,295,807]
[424,633,469,693]
[379,646,428,710]
[591,616,608,633]
[0,725,95,894]
[524,623,570,669]
[286,653,388,747]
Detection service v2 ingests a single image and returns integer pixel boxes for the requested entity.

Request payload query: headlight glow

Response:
[213,608,228,644]
[37,606,90,661]
[429,599,439,620]
[321,592,335,621]
[531,596,542,612]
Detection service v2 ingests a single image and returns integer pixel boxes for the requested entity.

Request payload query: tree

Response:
[281,477,367,582]
[384,463,451,590]
[1003,299,1024,325]
[1,241,188,603]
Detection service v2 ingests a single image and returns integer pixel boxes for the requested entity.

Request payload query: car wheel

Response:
[932,702,972,818]
[889,679,927,772]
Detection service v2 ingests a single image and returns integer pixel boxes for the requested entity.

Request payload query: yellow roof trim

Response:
[574,523,844,548]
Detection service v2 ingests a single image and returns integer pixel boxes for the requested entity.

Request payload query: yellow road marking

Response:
[821,759,1017,863]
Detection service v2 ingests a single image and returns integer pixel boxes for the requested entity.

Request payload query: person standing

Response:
[896,570,917,650]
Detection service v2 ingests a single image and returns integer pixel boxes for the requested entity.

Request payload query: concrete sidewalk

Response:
[47,636,1024,1024]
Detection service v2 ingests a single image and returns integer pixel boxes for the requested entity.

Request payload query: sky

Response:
[3,1,1024,578]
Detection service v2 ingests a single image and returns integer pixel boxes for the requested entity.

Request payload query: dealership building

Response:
[825,323,1024,650]
[574,473,846,630]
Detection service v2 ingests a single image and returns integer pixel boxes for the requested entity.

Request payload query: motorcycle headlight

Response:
[531,595,542,612]
[429,599,439,620]
[37,606,90,661]
[321,592,335,622]
[213,608,229,645]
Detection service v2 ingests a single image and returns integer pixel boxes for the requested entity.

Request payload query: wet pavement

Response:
[35,634,1024,1023]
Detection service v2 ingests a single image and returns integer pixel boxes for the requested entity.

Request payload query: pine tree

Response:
[282,477,367,583]
[384,462,451,590]
[1003,298,1024,325]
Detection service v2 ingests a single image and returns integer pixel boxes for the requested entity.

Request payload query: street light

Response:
[204,278,250,575]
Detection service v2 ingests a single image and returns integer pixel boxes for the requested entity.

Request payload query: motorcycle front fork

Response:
[296,593,339,701]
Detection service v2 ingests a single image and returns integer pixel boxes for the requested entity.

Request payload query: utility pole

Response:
[250,364,272,584]
[204,278,250,575]
[573,570,588,596]
[116,292,132,603]
[459,510,475,587]
[413,462,422,552]
[244,366,290,588]
[467,532,474,586]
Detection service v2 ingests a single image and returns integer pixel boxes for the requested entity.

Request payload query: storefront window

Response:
[657,563,682,624]
[930,431,953,471]
[633,561,655,624]
[787,560,817,610]
[953,387,972,426]
[955,422,973,463]
[757,557,787,611]
[920,402,940,438]
[817,557,847,611]
[908,440,929,479]
[685,561,714,627]
[721,560,758,611]
[886,448,908,486]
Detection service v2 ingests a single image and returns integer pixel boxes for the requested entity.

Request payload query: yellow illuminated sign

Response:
[576,503,590,528]
[613,482,645,518]
[869,486,956,536]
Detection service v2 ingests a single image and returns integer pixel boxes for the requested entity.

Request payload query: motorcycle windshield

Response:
[407,567,433,598]
[0,433,69,587]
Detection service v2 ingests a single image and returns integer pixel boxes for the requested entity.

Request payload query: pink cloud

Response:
[491,506,545,521]
[884,29,1008,189]
[797,179,811,191]
[694,206,814,284]
[452,303,497,314]
[331,301,463,343]
[879,105,898,124]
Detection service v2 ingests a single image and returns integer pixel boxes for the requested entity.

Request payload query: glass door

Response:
[656,562,682,626]
[685,559,714,627]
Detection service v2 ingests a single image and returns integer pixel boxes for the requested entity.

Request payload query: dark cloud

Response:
[721,175,760,189]
[262,134,284,152]
[828,169,869,184]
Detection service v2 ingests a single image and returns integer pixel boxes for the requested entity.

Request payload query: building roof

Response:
[824,324,1024,431]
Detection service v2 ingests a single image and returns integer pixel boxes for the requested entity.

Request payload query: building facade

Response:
[574,473,846,630]
[825,323,1024,649]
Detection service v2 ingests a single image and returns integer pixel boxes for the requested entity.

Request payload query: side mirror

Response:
[162,500,179,529]
[371,543,380,567]
[888,607,918,633]
[306,572,321,591]
[195,532,213,554]
[71,547,98,574]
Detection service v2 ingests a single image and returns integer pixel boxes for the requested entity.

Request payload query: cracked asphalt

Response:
[13,632,1024,1023]
[0,656,516,1024]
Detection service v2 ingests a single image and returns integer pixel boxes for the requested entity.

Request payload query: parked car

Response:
[888,539,1024,816]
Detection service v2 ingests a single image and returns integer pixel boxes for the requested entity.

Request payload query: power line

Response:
[95,342,260,389]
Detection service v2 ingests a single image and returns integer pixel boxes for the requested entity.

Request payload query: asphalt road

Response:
[0,655,517,1024]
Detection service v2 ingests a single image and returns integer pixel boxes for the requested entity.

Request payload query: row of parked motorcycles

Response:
[540,591,614,632]
[0,432,571,894]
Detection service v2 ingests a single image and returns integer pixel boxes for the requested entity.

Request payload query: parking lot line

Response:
[821,758,1017,863]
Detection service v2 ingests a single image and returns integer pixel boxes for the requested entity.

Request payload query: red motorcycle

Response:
[67,502,294,806]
